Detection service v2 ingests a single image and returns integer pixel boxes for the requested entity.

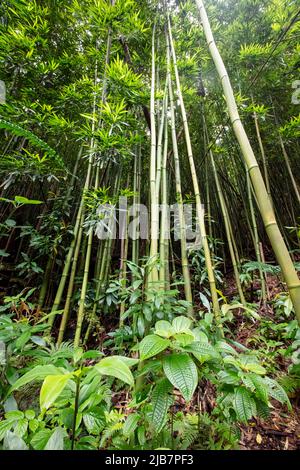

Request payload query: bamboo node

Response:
[248,164,259,173]
[231,117,241,126]
[264,221,278,229]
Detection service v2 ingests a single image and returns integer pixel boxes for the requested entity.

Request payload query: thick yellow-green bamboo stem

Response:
[196,0,300,323]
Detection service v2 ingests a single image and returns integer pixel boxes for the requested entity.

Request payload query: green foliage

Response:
[150,379,173,433]
[0,333,138,449]
[239,42,272,60]
[0,119,64,169]
[280,115,300,139]
[273,293,294,319]
[162,353,198,401]
[137,316,291,430]
[0,0,299,452]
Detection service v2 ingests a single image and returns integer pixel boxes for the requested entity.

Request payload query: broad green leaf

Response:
[243,363,266,375]
[173,332,195,347]
[73,347,84,364]
[117,356,139,367]
[30,429,52,450]
[40,374,71,410]
[5,219,16,227]
[4,410,24,421]
[123,413,140,437]
[29,419,39,433]
[162,353,198,401]
[137,315,145,337]
[200,293,211,312]
[44,427,66,450]
[0,420,14,440]
[264,377,291,409]
[221,303,243,316]
[223,355,240,368]
[241,375,256,392]
[3,431,28,450]
[24,410,35,420]
[10,365,63,392]
[216,341,238,356]
[218,370,240,385]
[192,328,208,343]
[137,425,146,446]
[95,356,134,386]
[0,249,10,257]
[3,396,18,413]
[248,374,269,404]
[233,387,257,423]
[15,330,31,350]
[139,334,170,360]
[184,342,220,362]
[30,336,47,347]
[82,350,104,360]
[14,418,28,438]
[83,408,106,435]
[154,320,174,338]
[150,378,173,433]
[256,400,271,420]
[172,316,192,333]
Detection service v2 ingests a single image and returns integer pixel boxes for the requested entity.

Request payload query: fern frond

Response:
[278,374,300,396]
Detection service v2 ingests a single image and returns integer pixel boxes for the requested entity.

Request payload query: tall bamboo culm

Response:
[167,13,220,321]
[195,0,300,323]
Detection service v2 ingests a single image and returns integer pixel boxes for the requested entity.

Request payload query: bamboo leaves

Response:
[0,119,65,169]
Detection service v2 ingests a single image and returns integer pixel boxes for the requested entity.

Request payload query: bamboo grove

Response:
[0,0,300,451]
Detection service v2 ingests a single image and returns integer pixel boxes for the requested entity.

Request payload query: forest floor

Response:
[104,272,300,451]
[2,267,300,450]
[225,274,300,450]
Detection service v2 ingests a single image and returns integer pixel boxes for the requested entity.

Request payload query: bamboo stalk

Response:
[196,0,300,323]
[204,120,246,305]
[160,101,170,290]
[167,13,220,320]
[252,105,272,204]
[246,169,267,302]
[148,24,159,286]
[167,36,193,310]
